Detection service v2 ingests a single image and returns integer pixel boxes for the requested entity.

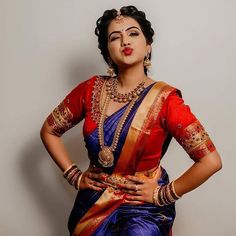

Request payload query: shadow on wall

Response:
[21,136,70,236]
[19,54,97,236]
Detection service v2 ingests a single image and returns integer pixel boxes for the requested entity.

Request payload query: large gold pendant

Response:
[98,146,114,167]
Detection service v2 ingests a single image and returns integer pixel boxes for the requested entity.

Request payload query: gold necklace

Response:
[105,77,146,103]
[98,94,137,167]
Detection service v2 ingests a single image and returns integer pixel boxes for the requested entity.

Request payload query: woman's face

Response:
[107,16,150,70]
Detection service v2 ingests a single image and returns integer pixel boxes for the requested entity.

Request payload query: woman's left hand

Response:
[118,175,160,205]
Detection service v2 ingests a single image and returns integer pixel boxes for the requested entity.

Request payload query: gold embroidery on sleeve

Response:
[179,120,216,160]
[47,102,74,136]
[91,76,105,124]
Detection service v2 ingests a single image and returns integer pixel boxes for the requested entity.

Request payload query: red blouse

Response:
[47,75,216,171]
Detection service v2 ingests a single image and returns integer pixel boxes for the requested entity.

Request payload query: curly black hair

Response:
[95,5,155,75]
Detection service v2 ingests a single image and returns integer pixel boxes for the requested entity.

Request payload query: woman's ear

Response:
[146,44,151,55]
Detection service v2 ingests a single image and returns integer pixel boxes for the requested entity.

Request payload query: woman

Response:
[40,6,222,236]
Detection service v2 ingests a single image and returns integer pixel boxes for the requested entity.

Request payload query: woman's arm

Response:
[40,119,107,191]
[174,150,222,196]
[122,89,223,204]
[122,150,222,204]
[40,120,73,172]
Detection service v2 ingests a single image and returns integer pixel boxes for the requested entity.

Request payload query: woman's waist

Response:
[99,165,163,190]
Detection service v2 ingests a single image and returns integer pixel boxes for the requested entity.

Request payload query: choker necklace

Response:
[105,77,146,103]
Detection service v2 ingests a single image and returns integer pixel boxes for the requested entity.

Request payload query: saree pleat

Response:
[92,168,175,236]
[68,168,175,236]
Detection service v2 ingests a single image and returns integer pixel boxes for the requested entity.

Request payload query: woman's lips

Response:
[122,47,133,56]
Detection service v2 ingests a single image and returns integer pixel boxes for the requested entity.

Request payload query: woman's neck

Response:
[117,65,148,90]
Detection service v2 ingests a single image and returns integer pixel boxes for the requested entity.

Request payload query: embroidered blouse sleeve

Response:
[46,81,87,137]
[160,89,216,161]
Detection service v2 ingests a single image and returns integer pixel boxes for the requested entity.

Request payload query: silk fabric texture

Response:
[47,75,216,235]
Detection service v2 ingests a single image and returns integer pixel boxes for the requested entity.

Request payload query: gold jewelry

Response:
[76,172,84,191]
[152,181,181,206]
[153,186,164,206]
[63,163,82,190]
[98,91,137,167]
[105,77,146,103]
[107,65,116,78]
[170,181,181,199]
[115,10,125,24]
[107,58,116,77]
[63,163,77,175]
[144,54,152,69]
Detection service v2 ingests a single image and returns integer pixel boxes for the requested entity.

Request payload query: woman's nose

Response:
[121,35,130,47]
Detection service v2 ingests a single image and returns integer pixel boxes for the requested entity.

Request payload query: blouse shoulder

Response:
[46,75,99,136]
[159,83,216,161]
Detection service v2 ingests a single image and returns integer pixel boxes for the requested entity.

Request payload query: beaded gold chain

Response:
[98,94,137,167]
[97,77,148,167]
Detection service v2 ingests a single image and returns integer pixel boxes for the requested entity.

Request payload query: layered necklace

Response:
[105,77,146,103]
[98,77,146,167]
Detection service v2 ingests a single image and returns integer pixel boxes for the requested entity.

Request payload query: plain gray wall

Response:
[1,0,235,235]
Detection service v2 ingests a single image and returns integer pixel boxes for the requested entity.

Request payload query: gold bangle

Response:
[76,172,84,191]
[159,186,169,205]
[171,181,181,199]
[166,183,176,203]
[63,163,77,176]
[153,186,165,206]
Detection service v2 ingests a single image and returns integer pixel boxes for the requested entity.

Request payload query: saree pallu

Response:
[68,167,175,236]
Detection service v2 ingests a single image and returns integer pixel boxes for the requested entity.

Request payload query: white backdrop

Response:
[1,0,235,235]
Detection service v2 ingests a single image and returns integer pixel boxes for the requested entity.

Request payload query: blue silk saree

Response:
[47,75,216,235]
[67,80,176,236]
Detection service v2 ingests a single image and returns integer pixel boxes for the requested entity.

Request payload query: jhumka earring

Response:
[107,58,116,77]
[143,53,152,69]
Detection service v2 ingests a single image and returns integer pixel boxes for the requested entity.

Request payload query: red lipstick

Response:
[122,47,133,56]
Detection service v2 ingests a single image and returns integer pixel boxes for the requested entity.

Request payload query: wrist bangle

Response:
[63,163,82,190]
[76,172,84,191]
[153,181,181,207]
[171,181,181,199]
[63,163,77,176]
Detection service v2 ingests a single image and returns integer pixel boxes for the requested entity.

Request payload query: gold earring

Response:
[107,58,116,77]
[143,54,151,69]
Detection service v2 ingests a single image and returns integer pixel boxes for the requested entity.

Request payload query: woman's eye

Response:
[110,36,120,41]
[129,32,139,36]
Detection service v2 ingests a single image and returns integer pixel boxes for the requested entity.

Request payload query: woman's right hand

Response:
[79,166,109,191]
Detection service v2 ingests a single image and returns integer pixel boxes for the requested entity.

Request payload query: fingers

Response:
[81,172,107,191]
[125,175,145,184]
[124,199,144,205]
[88,180,105,191]
[118,182,142,192]
[124,194,144,205]
[122,185,142,195]
[88,172,109,181]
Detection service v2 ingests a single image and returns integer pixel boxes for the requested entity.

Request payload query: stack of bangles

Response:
[153,181,181,206]
[63,164,83,190]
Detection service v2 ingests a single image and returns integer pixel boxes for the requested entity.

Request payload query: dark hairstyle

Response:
[95,5,155,75]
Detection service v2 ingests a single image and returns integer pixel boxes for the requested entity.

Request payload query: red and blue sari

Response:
[47,75,216,235]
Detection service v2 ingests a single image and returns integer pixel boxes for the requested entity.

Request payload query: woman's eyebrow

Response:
[108,26,140,39]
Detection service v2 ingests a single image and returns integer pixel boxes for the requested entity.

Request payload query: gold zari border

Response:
[47,102,74,136]
[179,120,216,160]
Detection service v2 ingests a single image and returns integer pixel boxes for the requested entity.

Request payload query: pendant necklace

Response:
[97,77,146,167]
